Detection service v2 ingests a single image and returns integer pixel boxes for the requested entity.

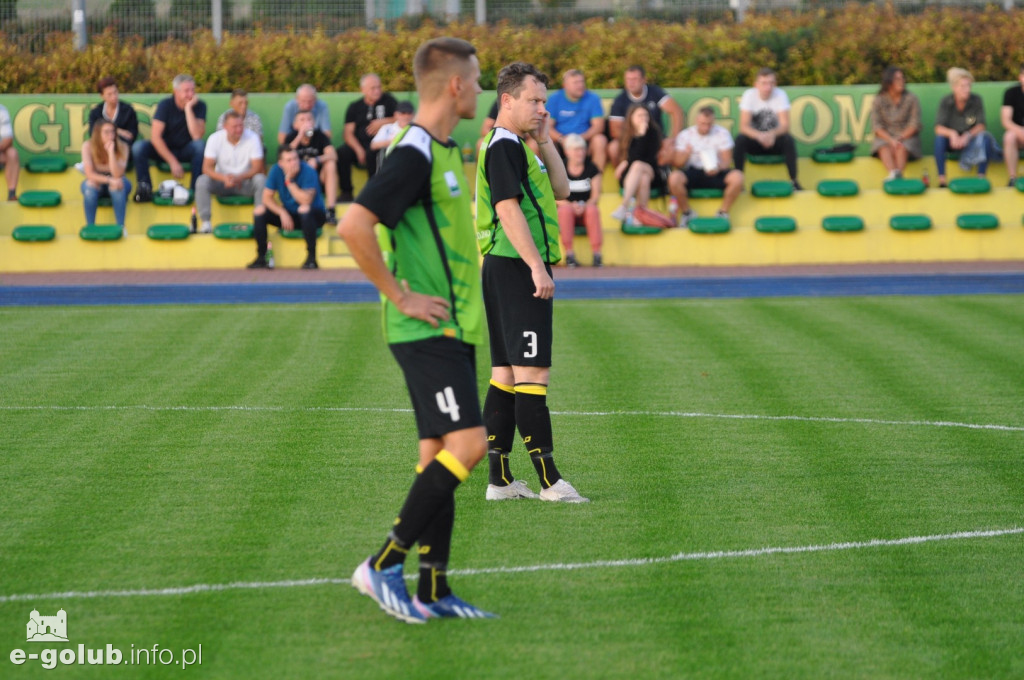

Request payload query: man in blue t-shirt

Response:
[248,146,326,270]
[546,69,607,169]
[132,74,207,202]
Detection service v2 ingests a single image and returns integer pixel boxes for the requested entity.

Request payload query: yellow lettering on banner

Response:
[789,96,832,144]
[14,104,60,152]
[833,93,875,144]
[65,103,89,153]
[687,97,733,131]
[133,102,157,140]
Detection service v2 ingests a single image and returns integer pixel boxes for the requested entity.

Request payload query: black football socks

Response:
[515,383,562,489]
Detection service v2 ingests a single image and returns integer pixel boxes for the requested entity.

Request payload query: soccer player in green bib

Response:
[338,37,495,623]
[476,62,589,503]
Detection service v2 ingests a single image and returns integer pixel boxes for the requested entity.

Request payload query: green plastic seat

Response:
[18,190,62,207]
[12,225,56,242]
[216,194,255,206]
[956,213,998,230]
[214,222,254,239]
[26,156,68,173]
[689,188,724,199]
[147,223,191,240]
[811,149,854,163]
[621,222,662,235]
[747,154,785,165]
[817,179,859,197]
[1015,177,1024,192]
[822,216,864,232]
[688,217,730,234]
[755,216,797,233]
[281,227,324,239]
[156,161,191,173]
[153,190,194,206]
[80,224,123,241]
[889,214,932,231]
[751,180,794,198]
[883,178,927,195]
[948,177,991,194]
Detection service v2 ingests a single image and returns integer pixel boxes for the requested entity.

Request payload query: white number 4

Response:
[436,386,461,422]
[523,331,538,359]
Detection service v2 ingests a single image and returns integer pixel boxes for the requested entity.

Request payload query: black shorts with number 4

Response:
[390,337,483,440]
[482,254,554,368]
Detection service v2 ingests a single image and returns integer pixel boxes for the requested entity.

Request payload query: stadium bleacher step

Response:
[751,180,794,198]
[80,224,123,241]
[214,223,254,239]
[884,178,927,195]
[816,179,859,197]
[12,225,56,242]
[147,224,191,240]
[18,190,62,207]
[948,177,991,194]
[755,216,797,233]
[956,213,999,230]
[688,216,730,234]
[889,214,932,231]
[822,215,864,232]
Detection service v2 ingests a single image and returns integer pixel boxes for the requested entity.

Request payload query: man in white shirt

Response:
[668,106,744,225]
[369,100,415,172]
[0,104,20,201]
[194,110,266,233]
[734,67,801,190]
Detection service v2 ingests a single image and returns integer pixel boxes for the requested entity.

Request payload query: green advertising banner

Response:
[2,82,1016,164]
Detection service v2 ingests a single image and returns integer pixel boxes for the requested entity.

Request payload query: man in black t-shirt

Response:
[607,65,683,167]
[337,73,397,202]
[88,77,139,154]
[132,74,206,202]
[1001,64,1024,186]
[284,110,338,223]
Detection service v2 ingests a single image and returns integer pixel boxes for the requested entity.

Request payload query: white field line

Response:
[2,404,1023,433]
[1,527,1021,604]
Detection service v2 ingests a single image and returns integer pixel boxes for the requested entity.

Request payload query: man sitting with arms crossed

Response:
[194,110,266,234]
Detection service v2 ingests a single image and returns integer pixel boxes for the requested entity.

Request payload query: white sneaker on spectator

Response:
[486,480,539,500]
[679,208,698,228]
[539,479,589,503]
[199,220,213,234]
[610,205,627,222]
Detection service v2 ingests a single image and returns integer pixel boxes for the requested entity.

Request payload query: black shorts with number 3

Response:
[482,254,554,369]
[390,337,483,439]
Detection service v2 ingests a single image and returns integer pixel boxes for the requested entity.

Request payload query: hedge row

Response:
[2,6,1023,94]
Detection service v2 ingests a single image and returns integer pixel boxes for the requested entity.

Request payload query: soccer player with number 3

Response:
[476,62,589,503]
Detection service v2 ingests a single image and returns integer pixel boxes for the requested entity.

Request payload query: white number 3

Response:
[436,386,461,422]
[523,331,538,359]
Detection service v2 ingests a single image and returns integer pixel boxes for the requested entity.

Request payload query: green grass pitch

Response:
[1,295,1022,679]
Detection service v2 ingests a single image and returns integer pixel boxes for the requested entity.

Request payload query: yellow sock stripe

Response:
[500,453,512,485]
[372,541,408,570]
[490,379,515,394]
[530,449,551,487]
[515,383,548,396]
[435,449,470,482]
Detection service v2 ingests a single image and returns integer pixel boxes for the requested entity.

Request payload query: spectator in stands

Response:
[369,100,415,170]
[611,104,667,224]
[81,119,130,229]
[88,76,139,156]
[547,69,608,169]
[337,73,397,202]
[217,88,263,139]
[608,65,683,168]
[733,67,801,191]
[1001,63,1024,187]
[277,84,331,145]
[557,133,603,267]
[132,74,206,202]
[194,110,266,234]
[0,103,18,201]
[283,109,338,224]
[668,106,744,226]
[934,67,1001,187]
[249,146,325,270]
[870,66,922,181]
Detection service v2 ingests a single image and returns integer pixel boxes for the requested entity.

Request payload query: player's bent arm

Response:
[494,199,555,299]
[536,140,570,200]
[338,204,450,327]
